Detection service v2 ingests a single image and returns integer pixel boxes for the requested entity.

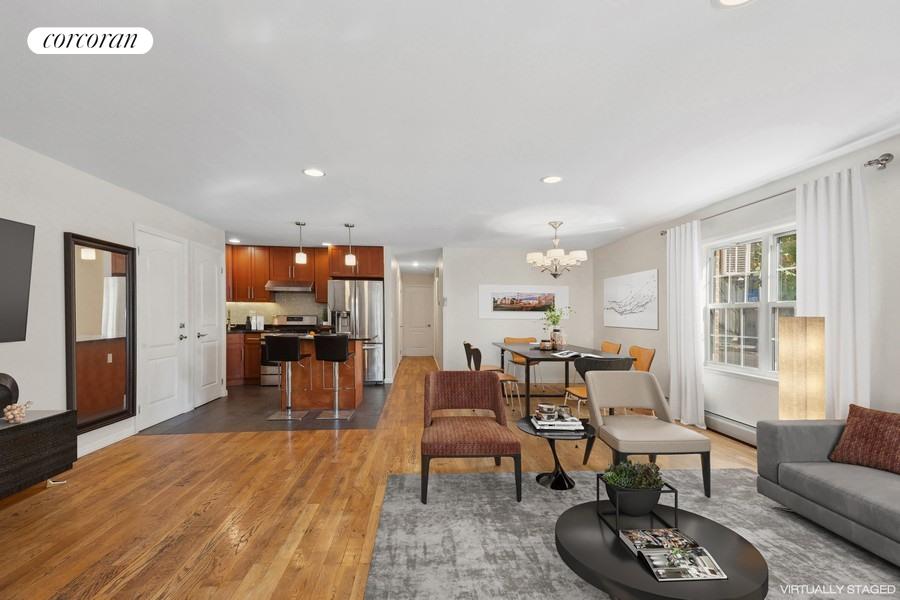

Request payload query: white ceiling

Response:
[3,1,900,252]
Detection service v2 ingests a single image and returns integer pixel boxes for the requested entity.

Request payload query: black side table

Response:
[516,417,595,490]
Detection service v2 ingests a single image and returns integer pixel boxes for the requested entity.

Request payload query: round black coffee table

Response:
[556,501,768,599]
[516,417,595,490]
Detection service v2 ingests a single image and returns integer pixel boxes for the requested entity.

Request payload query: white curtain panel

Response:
[666,220,706,428]
[796,167,871,419]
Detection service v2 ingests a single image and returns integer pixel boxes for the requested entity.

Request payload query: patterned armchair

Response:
[421,371,522,504]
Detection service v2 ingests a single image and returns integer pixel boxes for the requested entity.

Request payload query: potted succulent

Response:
[602,461,664,516]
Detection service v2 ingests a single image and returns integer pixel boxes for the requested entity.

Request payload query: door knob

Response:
[178,334,188,341]
[197,332,208,338]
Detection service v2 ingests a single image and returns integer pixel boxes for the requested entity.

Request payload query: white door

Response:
[402,284,434,356]
[192,242,224,407]
[136,228,190,430]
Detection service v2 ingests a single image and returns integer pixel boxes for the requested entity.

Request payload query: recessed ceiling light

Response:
[713,0,754,7]
[541,176,563,184]
[228,237,241,244]
[303,167,325,177]
[413,261,420,267]
[321,242,332,246]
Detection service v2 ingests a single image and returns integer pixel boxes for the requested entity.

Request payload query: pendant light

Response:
[344,223,357,267]
[294,221,307,265]
[526,221,587,279]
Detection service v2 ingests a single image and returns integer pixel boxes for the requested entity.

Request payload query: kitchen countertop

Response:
[226,329,370,341]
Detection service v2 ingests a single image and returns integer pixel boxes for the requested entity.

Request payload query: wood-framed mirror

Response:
[64,233,136,432]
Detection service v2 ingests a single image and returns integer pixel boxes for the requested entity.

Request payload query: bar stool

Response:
[265,335,311,421]
[315,334,355,421]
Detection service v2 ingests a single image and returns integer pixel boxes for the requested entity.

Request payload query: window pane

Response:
[743,308,758,338]
[726,308,741,336]
[726,336,742,366]
[747,274,761,302]
[750,241,763,272]
[778,268,796,302]
[710,335,726,362]
[742,337,759,368]
[710,308,725,335]
[771,306,796,371]
[714,276,728,303]
[778,234,796,268]
[729,276,746,304]
[777,233,797,302]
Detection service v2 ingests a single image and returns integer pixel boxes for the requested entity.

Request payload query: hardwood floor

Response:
[0,357,756,599]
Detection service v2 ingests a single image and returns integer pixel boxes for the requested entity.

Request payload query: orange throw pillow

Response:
[829,404,900,475]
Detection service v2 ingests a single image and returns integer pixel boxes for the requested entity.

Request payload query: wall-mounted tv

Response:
[0,218,35,342]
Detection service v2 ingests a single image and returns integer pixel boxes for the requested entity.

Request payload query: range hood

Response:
[264,280,314,293]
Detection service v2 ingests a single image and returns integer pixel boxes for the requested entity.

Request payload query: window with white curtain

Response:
[706,228,796,377]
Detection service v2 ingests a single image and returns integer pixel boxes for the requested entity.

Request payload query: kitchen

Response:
[224,233,386,421]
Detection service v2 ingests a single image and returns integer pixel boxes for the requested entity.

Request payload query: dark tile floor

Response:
[139,383,390,434]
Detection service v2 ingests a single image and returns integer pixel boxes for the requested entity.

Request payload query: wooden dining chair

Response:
[600,340,622,354]
[629,345,656,372]
[563,355,632,417]
[472,347,522,415]
[503,336,542,386]
[463,342,502,372]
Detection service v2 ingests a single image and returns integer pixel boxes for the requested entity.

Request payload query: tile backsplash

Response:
[227,293,328,326]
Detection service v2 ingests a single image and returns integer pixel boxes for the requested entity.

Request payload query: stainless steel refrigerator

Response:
[327,280,385,383]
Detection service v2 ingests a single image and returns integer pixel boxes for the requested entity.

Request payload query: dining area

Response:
[463,336,656,417]
[439,335,711,495]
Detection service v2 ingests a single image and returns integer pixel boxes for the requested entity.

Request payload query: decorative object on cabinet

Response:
[3,400,31,424]
[0,373,20,409]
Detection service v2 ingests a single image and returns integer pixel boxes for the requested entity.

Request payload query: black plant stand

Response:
[517,417,595,490]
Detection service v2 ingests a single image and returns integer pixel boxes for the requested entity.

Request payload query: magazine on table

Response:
[619,529,727,582]
[551,350,603,359]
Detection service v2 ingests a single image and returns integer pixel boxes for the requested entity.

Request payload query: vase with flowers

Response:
[543,305,571,349]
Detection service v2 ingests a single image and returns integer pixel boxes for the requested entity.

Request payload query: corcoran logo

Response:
[27,27,153,54]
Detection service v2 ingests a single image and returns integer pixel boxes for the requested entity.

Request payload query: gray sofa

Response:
[757,420,900,567]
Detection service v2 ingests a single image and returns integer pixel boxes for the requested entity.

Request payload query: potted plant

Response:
[543,305,571,348]
[602,461,664,516]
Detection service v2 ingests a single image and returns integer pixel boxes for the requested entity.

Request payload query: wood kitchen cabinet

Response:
[269,246,315,282]
[313,247,330,303]
[328,245,384,279]
[356,246,385,278]
[226,333,244,385]
[242,333,261,383]
[230,245,270,302]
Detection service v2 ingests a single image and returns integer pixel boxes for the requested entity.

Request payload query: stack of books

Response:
[530,415,585,438]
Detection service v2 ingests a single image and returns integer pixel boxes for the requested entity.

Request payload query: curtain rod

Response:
[660,151,893,236]
[659,188,794,236]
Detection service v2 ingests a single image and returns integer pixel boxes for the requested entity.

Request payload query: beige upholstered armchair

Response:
[584,370,712,497]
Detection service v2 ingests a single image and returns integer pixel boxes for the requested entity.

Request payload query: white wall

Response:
[433,255,444,367]
[442,247,594,382]
[384,249,399,383]
[593,131,900,432]
[0,138,224,455]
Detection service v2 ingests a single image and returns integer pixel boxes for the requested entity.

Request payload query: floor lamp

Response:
[778,316,825,420]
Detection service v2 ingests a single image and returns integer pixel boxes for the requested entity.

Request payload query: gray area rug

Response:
[366,469,899,599]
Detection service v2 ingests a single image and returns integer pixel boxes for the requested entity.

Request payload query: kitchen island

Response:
[276,336,367,411]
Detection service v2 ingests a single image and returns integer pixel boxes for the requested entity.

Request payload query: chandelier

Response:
[526,221,587,279]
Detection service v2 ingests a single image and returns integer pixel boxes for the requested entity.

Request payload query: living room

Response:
[1,2,899,599]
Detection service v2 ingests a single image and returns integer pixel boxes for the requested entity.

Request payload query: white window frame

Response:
[704,225,796,380]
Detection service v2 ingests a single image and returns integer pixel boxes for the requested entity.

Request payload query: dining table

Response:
[491,342,635,416]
